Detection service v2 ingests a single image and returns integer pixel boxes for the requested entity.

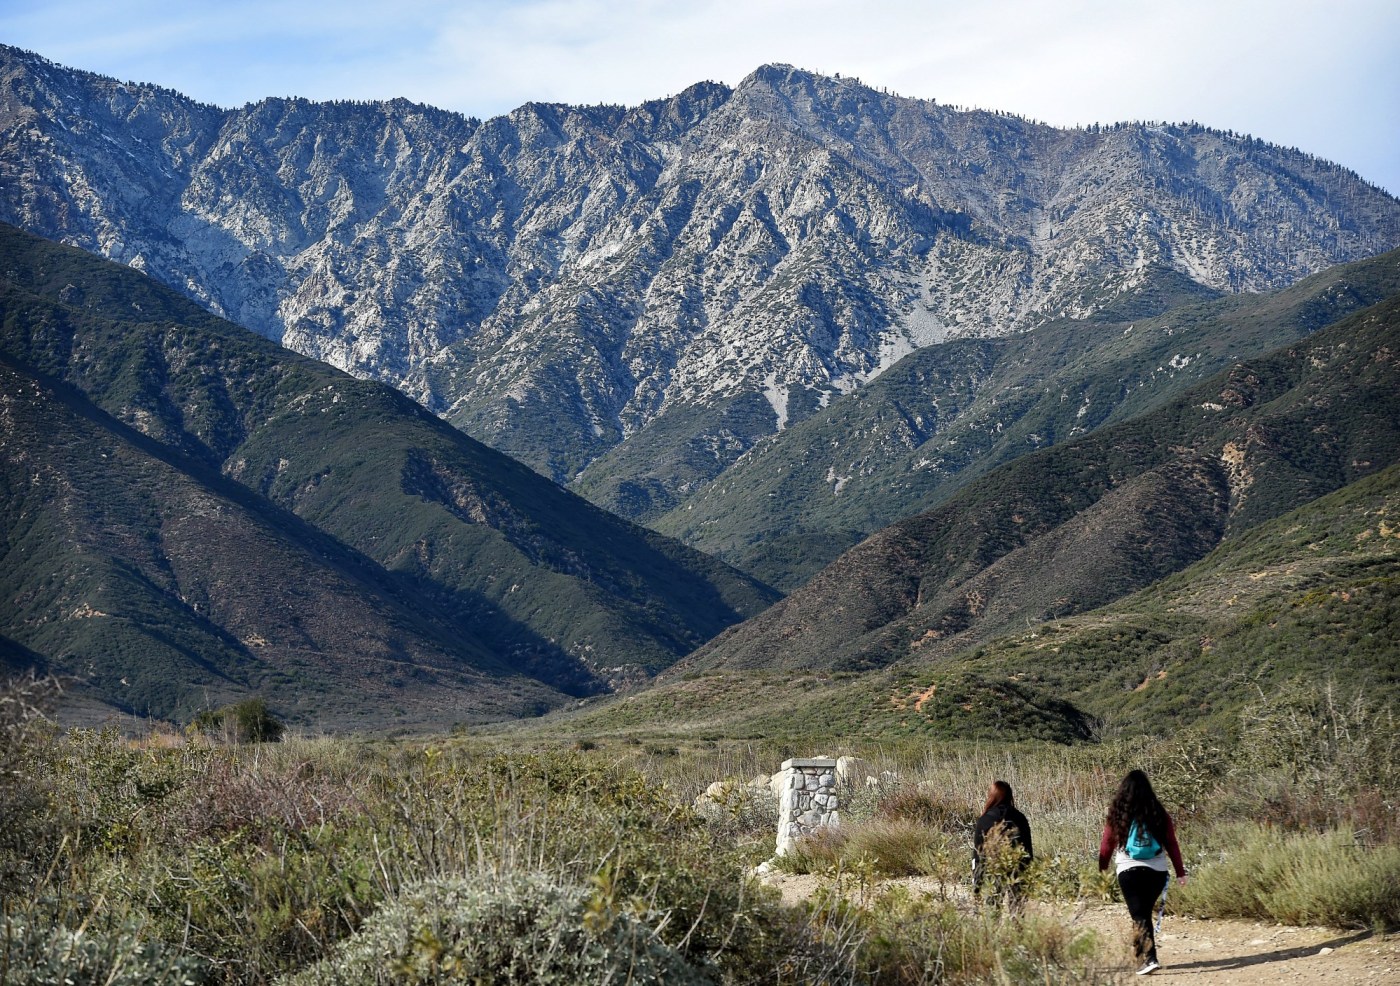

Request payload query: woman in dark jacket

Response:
[1098,769,1187,976]
[972,780,1033,903]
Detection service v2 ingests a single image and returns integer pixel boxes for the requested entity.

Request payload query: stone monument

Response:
[775,757,840,856]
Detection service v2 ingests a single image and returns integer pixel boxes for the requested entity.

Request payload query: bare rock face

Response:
[4,48,1398,513]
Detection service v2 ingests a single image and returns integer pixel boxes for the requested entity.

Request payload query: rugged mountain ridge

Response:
[655,250,1400,588]
[4,46,1398,522]
[0,224,776,727]
[680,288,1400,673]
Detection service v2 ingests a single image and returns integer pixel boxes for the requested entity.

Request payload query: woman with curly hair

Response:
[1098,770,1187,976]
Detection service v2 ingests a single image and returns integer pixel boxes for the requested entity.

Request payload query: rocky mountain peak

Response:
[2,43,1397,520]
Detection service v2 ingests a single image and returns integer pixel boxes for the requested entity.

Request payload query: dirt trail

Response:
[1069,905,1394,984]
[757,873,1398,983]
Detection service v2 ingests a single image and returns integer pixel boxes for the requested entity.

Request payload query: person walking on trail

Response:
[972,780,1033,905]
[1098,769,1187,976]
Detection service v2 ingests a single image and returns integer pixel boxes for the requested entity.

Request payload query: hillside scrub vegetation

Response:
[567,459,1398,751]
[2,675,1396,984]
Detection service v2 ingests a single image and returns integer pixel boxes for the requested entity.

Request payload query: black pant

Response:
[1118,866,1169,963]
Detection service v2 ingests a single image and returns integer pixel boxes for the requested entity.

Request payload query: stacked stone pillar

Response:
[776,757,839,856]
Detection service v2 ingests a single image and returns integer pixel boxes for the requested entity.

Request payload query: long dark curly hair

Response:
[1106,769,1170,849]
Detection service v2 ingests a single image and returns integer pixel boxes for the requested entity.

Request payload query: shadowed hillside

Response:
[0,223,778,727]
[0,356,564,728]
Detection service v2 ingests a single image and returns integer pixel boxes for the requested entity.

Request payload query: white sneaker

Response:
[1136,958,1161,975]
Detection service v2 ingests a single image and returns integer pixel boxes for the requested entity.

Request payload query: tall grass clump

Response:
[1174,823,1400,928]
[808,885,1107,985]
[777,819,960,882]
[872,786,972,832]
[1227,680,1399,840]
[0,672,61,895]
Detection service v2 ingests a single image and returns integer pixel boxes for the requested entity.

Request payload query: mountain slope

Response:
[680,289,1400,674]
[655,250,1400,588]
[3,47,1397,520]
[547,462,1400,743]
[0,223,777,724]
[0,354,563,728]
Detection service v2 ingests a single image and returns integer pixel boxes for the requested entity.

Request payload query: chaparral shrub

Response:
[279,872,713,986]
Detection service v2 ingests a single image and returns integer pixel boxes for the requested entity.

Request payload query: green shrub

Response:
[1174,823,1400,928]
[1021,852,1116,904]
[193,698,284,744]
[0,914,205,986]
[972,823,1032,906]
[279,872,712,985]
[692,777,779,842]
[145,822,380,982]
[47,725,209,853]
[811,885,1106,986]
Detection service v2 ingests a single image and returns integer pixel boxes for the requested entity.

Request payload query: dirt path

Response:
[757,873,1398,983]
[1069,905,1394,983]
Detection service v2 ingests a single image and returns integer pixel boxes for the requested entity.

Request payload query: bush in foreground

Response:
[281,872,712,986]
[192,698,284,744]
[1174,823,1400,928]
[0,914,204,986]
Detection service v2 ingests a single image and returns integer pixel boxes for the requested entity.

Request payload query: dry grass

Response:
[4,673,1395,984]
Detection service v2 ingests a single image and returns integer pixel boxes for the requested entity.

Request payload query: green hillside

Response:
[798,460,1400,743]
[655,253,1400,589]
[518,460,1400,745]
[682,290,1400,674]
[0,356,563,728]
[0,223,779,727]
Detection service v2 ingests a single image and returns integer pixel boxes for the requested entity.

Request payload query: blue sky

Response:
[4,0,1398,194]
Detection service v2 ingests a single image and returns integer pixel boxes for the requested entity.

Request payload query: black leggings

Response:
[1118,866,1169,962]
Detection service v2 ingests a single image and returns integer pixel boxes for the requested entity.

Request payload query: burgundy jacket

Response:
[1098,814,1186,877]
